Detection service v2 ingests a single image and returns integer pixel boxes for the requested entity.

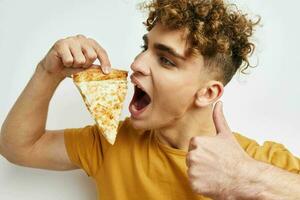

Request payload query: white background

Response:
[0,0,299,199]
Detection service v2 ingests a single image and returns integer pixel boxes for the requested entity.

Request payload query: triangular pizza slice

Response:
[72,67,128,144]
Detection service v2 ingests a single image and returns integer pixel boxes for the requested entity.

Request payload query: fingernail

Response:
[105,67,111,74]
[102,67,108,74]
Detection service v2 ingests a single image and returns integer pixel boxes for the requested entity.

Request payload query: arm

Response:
[236,159,300,200]
[0,34,111,170]
[186,102,300,200]
[0,64,63,164]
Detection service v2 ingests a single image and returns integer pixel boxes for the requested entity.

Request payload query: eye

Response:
[159,56,176,67]
[140,44,148,52]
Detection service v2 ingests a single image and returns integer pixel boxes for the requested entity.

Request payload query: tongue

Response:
[136,94,151,110]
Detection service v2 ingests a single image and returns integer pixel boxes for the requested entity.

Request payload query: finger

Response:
[56,43,74,67]
[89,38,111,74]
[213,101,232,136]
[88,64,101,69]
[76,34,86,39]
[69,43,86,68]
[63,67,85,78]
[186,152,191,168]
[188,137,199,152]
[81,44,97,68]
[186,150,199,168]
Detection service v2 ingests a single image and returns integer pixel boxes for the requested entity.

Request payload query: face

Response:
[129,23,209,130]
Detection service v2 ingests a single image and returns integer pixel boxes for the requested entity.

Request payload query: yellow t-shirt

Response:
[64,118,300,200]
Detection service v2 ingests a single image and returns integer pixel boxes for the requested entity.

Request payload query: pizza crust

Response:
[73,67,128,82]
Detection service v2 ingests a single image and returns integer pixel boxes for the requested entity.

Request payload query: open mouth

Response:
[129,85,151,117]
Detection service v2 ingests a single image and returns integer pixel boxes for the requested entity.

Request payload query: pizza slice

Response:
[72,67,128,145]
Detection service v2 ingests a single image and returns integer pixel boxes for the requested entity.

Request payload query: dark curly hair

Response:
[141,0,260,85]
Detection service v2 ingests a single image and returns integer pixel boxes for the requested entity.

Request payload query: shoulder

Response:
[64,118,147,145]
[233,132,289,156]
[233,132,259,153]
[233,132,300,173]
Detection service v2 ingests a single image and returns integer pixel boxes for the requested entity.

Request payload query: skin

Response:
[1,24,300,199]
[130,23,223,150]
[186,102,300,200]
[0,34,110,169]
[129,23,300,199]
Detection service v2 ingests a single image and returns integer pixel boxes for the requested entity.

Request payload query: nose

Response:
[130,51,151,76]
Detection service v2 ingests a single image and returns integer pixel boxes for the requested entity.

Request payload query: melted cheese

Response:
[75,79,127,144]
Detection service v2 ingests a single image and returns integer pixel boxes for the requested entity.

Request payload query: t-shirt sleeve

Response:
[234,133,300,174]
[64,124,110,177]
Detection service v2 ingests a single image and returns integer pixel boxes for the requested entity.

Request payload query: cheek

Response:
[153,79,196,117]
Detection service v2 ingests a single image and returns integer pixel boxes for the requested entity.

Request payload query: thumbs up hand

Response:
[186,102,254,199]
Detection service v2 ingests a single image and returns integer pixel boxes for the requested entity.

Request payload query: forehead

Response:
[147,23,205,66]
[147,23,189,54]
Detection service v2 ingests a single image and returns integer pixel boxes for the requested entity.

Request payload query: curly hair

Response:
[141,0,260,85]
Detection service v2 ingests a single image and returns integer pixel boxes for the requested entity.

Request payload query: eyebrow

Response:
[142,34,186,60]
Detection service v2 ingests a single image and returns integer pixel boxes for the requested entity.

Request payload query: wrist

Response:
[230,159,274,200]
[35,62,65,84]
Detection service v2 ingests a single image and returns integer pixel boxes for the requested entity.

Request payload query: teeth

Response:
[137,85,141,89]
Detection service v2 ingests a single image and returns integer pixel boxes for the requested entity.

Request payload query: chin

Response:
[130,115,174,131]
[129,116,150,130]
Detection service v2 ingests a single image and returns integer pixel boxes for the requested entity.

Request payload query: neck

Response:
[156,105,217,152]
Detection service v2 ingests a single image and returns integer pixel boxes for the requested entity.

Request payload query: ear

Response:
[194,80,224,108]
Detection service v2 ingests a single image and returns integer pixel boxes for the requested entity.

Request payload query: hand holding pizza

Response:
[186,102,255,199]
[38,34,111,79]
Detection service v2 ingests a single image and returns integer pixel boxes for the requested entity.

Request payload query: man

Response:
[1,0,300,199]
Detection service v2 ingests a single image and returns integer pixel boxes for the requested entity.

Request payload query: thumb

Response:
[63,68,86,78]
[213,101,232,137]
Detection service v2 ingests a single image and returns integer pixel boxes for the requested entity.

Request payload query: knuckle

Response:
[190,136,200,146]
[87,37,97,44]
[85,50,97,60]
[76,34,86,39]
[189,180,204,195]
[66,35,76,40]
[189,180,200,193]
[53,39,65,49]
[187,168,194,177]
[65,36,78,44]
[187,152,197,163]
[64,37,74,43]
[190,182,198,191]
[193,187,202,195]
[74,57,86,65]
[64,57,73,66]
